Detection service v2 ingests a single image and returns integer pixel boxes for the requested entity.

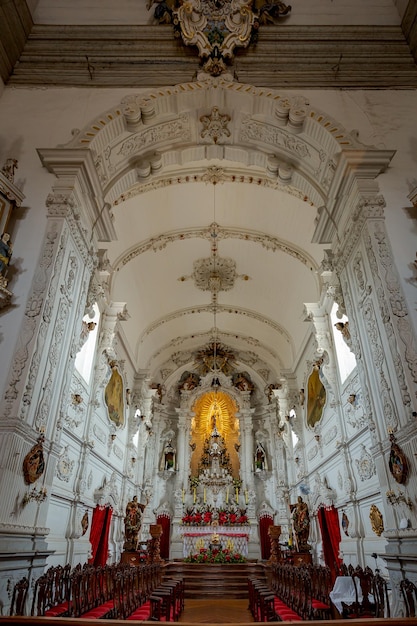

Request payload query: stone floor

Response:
[178,599,255,623]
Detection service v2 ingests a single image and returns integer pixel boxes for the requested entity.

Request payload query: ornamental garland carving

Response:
[4,226,59,419]
[355,444,376,482]
[56,446,75,482]
[117,115,191,159]
[240,117,311,160]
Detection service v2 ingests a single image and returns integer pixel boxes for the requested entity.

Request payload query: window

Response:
[74,303,100,384]
[330,303,356,384]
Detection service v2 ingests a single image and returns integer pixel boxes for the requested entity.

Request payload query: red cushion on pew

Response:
[44,602,69,617]
[82,599,114,618]
[127,601,152,620]
[312,599,330,610]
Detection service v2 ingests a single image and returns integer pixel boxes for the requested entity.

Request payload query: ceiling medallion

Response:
[178,223,250,303]
[148,0,291,76]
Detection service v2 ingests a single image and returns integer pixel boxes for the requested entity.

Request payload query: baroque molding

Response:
[118,222,318,274]
[139,302,292,346]
[3,224,62,419]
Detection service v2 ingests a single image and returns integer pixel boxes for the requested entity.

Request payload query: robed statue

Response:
[124,496,146,551]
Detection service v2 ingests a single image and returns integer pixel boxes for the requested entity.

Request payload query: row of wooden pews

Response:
[249,562,333,622]
[337,564,390,619]
[10,561,183,621]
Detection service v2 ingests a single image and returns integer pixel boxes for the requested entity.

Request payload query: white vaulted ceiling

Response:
[17,1,417,394]
[53,75,368,390]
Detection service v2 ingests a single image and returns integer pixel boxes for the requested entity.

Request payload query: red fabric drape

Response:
[89,505,112,566]
[157,514,171,560]
[259,515,273,560]
[317,506,342,581]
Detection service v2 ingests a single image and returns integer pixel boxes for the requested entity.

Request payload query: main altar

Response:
[171,403,258,560]
[180,524,251,558]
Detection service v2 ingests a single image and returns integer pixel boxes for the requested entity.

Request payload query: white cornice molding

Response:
[312,149,396,246]
[37,148,117,243]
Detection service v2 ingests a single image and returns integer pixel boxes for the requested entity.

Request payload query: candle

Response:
[226,487,229,504]
[245,490,248,505]
[193,487,196,504]
[204,487,206,503]
[182,488,185,504]
[235,487,238,502]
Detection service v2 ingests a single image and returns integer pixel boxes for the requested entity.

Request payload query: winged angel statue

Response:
[147,0,291,76]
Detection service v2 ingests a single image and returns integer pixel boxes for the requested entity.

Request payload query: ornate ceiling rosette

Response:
[148,0,291,76]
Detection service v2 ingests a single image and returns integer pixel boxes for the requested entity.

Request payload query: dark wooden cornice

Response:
[1,1,417,88]
[5,23,417,89]
[402,0,417,64]
[0,0,33,83]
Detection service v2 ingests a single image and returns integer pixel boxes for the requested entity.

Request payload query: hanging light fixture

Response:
[211,182,220,391]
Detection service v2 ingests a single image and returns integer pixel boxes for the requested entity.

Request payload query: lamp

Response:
[211,183,220,390]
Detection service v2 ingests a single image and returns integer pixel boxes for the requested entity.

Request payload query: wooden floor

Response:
[178,599,254,623]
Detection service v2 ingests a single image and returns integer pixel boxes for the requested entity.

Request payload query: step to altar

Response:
[163,561,267,599]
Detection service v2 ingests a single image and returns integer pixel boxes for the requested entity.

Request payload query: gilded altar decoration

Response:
[81,510,89,536]
[104,361,125,427]
[23,435,46,484]
[147,0,291,76]
[388,432,409,485]
[341,511,350,537]
[369,504,384,537]
[306,365,327,428]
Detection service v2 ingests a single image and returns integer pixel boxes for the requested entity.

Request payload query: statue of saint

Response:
[291,496,310,552]
[124,496,145,551]
[161,440,176,471]
[255,442,267,471]
[0,233,12,276]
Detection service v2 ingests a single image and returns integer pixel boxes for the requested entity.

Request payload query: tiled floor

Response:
[178,599,255,623]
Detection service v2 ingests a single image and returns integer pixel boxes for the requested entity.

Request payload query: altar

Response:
[180,525,251,558]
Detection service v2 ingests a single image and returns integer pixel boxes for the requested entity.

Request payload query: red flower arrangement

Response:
[184,547,246,563]
[181,506,249,526]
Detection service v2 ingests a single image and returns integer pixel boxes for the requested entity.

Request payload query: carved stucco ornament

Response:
[200,107,231,144]
[148,0,291,76]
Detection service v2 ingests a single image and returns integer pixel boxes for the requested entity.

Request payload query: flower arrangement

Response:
[184,547,246,563]
[181,506,249,526]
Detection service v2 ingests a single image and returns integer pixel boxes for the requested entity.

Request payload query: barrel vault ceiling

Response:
[2,1,417,396]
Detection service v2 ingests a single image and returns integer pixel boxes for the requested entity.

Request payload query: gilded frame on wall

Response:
[104,361,125,428]
[388,433,409,485]
[306,366,327,428]
[369,504,384,537]
[23,435,45,485]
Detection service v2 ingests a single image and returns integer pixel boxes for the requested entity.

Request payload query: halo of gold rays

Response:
[190,391,240,479]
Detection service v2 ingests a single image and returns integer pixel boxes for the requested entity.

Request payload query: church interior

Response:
[1,0,417,620]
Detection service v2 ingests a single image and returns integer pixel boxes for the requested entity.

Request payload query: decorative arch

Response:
[59,79,364,213]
